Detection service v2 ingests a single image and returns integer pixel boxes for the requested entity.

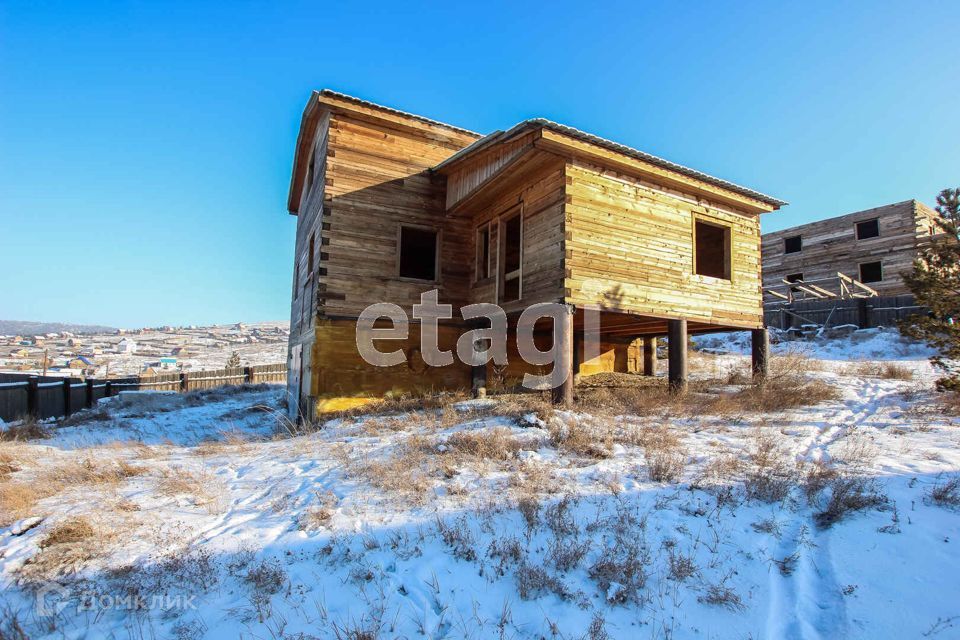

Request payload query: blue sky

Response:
[1,1,957,328]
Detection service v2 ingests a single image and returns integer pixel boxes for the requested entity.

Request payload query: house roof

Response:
[287,90,786,214]
[434,119,786,209]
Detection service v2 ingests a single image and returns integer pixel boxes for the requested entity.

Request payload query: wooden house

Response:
[761,200,940,298]
[286,90,784,418]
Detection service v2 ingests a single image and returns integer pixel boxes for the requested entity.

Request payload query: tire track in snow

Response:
[767,375,894,638]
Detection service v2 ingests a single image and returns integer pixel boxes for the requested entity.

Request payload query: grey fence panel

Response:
[764,295,926,330]
[0,381,29,422]
[36,379,65,420]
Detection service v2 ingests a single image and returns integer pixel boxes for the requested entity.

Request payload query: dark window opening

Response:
[500,214,522,302]
[856,218,879,240]
[476,225,490,280]
[784,235,802,254]
[398,226,438,281]
[859,261,883,283]
[694,220,731,279]
[308,233,315,274]
[786,273,803,292]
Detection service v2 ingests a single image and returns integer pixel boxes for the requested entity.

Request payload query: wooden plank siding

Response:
[564,161,765,330]
[319,113,477,317]
[761,200,940,297]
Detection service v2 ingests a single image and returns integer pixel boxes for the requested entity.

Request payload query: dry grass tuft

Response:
[0,482,39,527]
[548,418,613,459]
[0,446,22,479]
[298,491,339,530]
[844,361,914,380]
[638,426,686,483]
[40,516,95,548]
[444,427,522,461]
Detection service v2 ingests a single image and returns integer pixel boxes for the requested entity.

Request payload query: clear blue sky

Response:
[1,1,957,328]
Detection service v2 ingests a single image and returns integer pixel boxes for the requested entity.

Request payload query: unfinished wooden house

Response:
[762,200,940,300]
[286,90,785,417]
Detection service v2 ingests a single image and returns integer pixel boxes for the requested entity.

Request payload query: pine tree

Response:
[226,351,241,369]
[901,188,960,391]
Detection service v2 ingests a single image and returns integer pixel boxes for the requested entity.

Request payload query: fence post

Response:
[857,298,870,329]
[26,377,39,418]
[244,366,254,384]
[180,372,189,392]
[105,380,112,398]
[62,378,72,417]
[86,379,95,408]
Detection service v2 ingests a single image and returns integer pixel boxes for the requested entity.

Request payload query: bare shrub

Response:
[667,549,698,582]
[515,562,573,601]
[548,535,591,572]
[517,495,540,530]
[589,539,649,604]
[699,581,745,611]
[436,516,477,562]
[845,361,914,380]
[544,495,578,538]
[511,460,563,495]
[641,426,686,483]
[744,429,795,503]
[801,460,839,502]
[245,557,288,621]
[928,475,960,508]
[487,535,524,577]
[814,476,888,528]
[444,427,522,461]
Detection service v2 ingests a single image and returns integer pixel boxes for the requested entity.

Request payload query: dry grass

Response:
[350,436,438,502]
[47,457,145,486]
[548,418,613,459]
[443,427,523,461]
[157,468,228,513]
[0,482,39,527]
[0,445,22,479]
[0,416,49,441]
[843,361,914,380]
[40,516,95,548]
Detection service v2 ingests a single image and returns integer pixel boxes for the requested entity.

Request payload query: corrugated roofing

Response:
[319,89,481,137]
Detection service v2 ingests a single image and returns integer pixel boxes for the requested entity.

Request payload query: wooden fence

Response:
[0,363,286,423]
[763,294,926,331]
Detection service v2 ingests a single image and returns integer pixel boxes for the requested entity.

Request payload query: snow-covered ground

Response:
[1,337,959,639]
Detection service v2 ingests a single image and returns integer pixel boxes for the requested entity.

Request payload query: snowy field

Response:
[1,332,959,640]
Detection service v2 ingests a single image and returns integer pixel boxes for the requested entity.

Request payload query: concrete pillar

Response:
[667,319,687,393]
[751,328,769,382]
[552,306,575,406]
[642,336,657,376]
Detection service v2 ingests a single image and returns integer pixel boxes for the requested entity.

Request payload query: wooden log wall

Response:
[318,112,479,318]
[564,160,764,330]
[761,200,940,297]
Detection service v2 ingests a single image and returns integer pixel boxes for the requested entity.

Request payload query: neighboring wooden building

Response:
[286,90,785,418]
[761,200,940,298]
